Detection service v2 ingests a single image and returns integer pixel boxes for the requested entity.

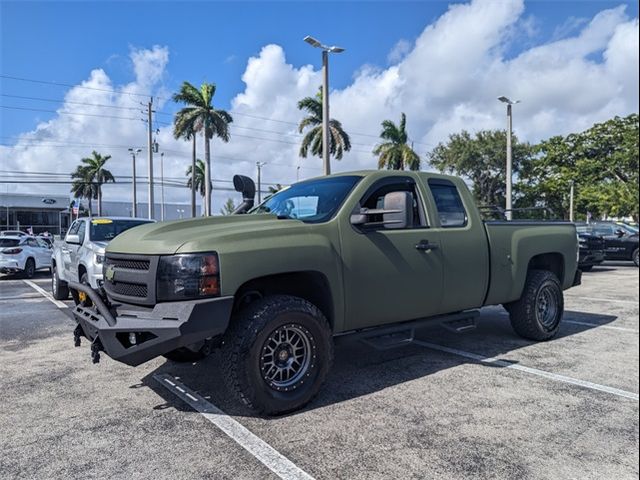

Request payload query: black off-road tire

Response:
[580,265,593,272]
[51,264,69,300]
[633,248,639,267]
[508,269,564,341]
[22,258,36,279]
[220,295,333,416]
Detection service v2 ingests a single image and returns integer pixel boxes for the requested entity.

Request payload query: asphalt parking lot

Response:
[1,264,638,480]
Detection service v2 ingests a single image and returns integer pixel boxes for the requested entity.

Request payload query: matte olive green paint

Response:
[106,170,579,334]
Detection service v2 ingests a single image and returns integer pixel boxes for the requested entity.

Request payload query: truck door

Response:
[69,220,86,279]
[62,220,82,278]
[423,178,490,313]
[340,176,445,330]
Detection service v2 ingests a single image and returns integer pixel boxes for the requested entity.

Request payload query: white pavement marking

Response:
[566,295,638,306]
[154,374,315,480]
[414,340,639,401]
[565,320,639,334]
[22,280,67,309]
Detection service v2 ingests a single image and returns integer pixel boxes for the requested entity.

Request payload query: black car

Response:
[576,222,639,267]
[576,231,605,271]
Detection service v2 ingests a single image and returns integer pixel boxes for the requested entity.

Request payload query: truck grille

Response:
[103,253,158,306]
[110,281,148,298]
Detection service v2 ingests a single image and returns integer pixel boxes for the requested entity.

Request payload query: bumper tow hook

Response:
[91,338,104,364]
[73,324,85,347]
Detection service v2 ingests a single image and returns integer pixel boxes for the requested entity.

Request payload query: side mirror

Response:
[65,234,80,245]
[616,229,625,238]
[382,191,413,229]
[350,191,414,229]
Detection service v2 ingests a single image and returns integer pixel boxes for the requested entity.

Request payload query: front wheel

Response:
[221,295,333,416]
[51,264,69,300]
[508,270,564,341]
[633,248,639,267]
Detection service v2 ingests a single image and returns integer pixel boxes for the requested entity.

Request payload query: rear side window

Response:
[428,179,468,228]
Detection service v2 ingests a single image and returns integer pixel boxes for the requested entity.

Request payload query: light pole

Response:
[498,96,520,220]
[569,180,575,222]
[160,152,165,222]
[256,161,266,204]
[128,148,141,217]
[304,35,345,176]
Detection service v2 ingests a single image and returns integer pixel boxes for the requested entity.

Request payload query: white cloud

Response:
[387,39,412,64]
[2,0,638,214]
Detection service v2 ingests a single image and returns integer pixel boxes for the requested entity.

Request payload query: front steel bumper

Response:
[68,281,233,366]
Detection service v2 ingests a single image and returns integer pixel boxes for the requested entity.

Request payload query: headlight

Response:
[156,253,220,301]
[95,253,105,264]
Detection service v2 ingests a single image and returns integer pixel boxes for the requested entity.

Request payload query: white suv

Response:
[51,217,154,301]
[0,235,52,278]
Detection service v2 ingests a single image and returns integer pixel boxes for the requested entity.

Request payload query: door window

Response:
[428,179,468,228]
[76,221,86,244]
[359,179,426,229]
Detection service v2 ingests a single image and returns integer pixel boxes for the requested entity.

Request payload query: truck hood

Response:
[106,214,307,255]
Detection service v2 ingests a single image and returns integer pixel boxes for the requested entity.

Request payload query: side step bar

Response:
[334,310,479,350]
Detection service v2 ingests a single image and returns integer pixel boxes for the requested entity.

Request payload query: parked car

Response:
[69,171,581,415]
[576,230,605,271]
[576,222,639,267]
[0,230,27,237]
[0,235,52,278]
[51,217,155,301]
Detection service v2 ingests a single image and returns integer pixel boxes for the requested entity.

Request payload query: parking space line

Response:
[413,340,639,401]
[566,295,638,306]
[564,320,639,333]
[22,280,67,309]
[154,374,315,480]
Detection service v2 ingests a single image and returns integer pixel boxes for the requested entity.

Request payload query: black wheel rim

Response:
[26,261,34,277]
[260,324,316,392]
[536,285,559,328]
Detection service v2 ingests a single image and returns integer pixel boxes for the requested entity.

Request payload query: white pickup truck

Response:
[51,217,153,301]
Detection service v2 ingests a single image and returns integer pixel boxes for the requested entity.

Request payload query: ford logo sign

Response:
[42,198,57,204]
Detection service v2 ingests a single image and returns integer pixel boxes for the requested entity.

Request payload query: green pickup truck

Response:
[70,170,581,415]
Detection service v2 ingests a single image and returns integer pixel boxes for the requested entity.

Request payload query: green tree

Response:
[220,198,236,216]
[70,151,115,216]
[173,81,233,216]
[428,130,532,208]
[298,87,351,161]
[267,183,284,194]
[173,120,198,218]
[373,113,420,171]
[519,114,639,220]
[186,159,209,214]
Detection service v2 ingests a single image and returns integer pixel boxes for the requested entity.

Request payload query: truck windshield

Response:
[89,219,152,241]
[251,175,362,223]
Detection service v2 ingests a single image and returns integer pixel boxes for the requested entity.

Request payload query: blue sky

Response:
[1,0,637,139]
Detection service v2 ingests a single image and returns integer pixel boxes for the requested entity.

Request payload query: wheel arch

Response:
[232,270,335,330]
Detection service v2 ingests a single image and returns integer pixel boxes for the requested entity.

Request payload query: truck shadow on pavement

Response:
[141,307,618,419]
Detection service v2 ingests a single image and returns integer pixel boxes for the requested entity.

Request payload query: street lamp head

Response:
[328,46,345,53]
[498,96,520,105]
[304,36,322,48]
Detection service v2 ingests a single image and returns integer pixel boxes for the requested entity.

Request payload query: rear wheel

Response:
[508,270,564,341]
[221,295,333,416]
[51,264,69,300]
[23,258,36,279]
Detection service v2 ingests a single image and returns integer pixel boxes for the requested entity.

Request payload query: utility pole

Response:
[256,161,266,204]
[160,152,165,222]
[128,148,141,217]
[304,36,345,176]
[146,98,155,220]
[569,180,575,222]
[498,96,520,221]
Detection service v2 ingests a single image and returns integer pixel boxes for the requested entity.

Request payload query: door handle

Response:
[415,240,438,251]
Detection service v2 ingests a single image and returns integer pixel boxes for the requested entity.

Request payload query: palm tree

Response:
[267,184,284,194]
[186,159,210,214]
[298,87,351,162]
[373,113,420,171]
[220,198,236,216]
[173,122,198,218]
[70,151,115,215]
[173,81,233,216]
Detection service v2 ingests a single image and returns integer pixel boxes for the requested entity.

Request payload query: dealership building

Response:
[0,192,195,236]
